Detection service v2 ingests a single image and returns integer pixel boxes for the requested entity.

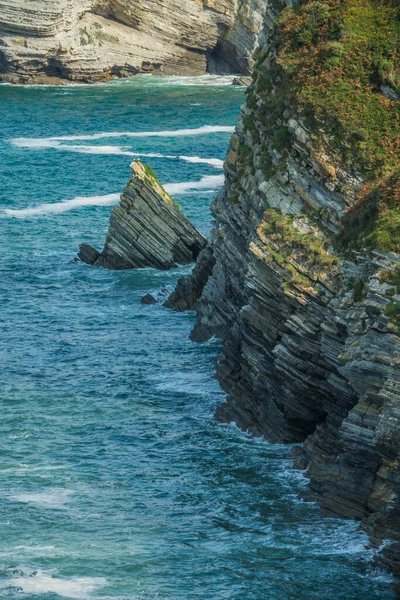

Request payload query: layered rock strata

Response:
[79,160,206,270]
[167,0,400,577]
[164,246,216,311]
[0,0,266,83]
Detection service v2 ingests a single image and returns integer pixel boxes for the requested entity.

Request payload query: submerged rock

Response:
[79,160,206,270]
[141,293,158,305]
[78,244,100,266]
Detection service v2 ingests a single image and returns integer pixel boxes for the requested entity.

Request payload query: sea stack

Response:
[79,160,207,270]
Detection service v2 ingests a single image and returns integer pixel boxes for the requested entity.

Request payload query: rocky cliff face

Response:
[0,0,266,83]
[168,0,400,577]
[79,160,206,270]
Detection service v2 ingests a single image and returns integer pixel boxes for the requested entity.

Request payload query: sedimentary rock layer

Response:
[0,0,266,83]
[167,0,400,577]
[164,246,216,311]
[79,160,206,270]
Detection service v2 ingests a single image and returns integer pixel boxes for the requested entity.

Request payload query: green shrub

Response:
[237,141,255,173]
[352,279,365,302]
[341,171,400,253]
[271,127,293,152]
[297,25,314,46]
[328,18,344,41]
[374,57,400,94]
[324,41,346,69]
[260,152,276,180]
[307,1,330,27]
[296,1,330,46]
[385,302,400,327]
[380,265,400,294]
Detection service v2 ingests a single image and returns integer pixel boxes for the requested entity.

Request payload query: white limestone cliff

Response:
[0,0,266,83]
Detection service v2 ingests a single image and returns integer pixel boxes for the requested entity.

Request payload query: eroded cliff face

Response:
[0,0,266,83]
[168,0,400,576]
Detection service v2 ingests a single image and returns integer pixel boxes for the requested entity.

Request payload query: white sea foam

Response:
[178,155,224,168]
[11,489,75,509]
[16,464,70,472]
[152,370,220,396]
[140,74,239,87]
[1,73,238,89]
[11,124,234,145]
[3,173,223,218]
[4,193,120,218]
[15,545,57,552]
[10,138,224,168]
[10,571,107,599]
[164,174,224,195]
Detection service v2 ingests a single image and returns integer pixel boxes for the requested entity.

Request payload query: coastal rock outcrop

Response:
[0,0,267,83]
[167,0,400,578]
[79,160,206,270]
[164,246,216,312]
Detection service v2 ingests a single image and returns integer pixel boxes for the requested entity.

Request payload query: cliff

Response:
[167,0,400,577]
[0,0,266,83]
[79,160,206,269]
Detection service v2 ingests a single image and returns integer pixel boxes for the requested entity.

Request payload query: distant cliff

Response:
[168,0,400,577]
[0,0,266,83]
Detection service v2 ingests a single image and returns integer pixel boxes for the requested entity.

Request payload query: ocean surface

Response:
[0,75,395,600]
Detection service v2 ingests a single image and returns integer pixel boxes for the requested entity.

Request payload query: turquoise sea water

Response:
[0,75,395,600]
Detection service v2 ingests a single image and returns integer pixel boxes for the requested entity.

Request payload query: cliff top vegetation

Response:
[277,0,400,178]
[248,0,400,252]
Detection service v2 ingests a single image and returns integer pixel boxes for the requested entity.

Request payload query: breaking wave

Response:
[11,124,234,145]
[10,138,225,168]
[164,174,224,195]
[4,194,120,218]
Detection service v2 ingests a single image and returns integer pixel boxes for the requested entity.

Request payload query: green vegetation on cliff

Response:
[279,0,400,251]
[342,169,400,252]
[277,0,399,176]
[240,0,400,253]
[141,161,181,209]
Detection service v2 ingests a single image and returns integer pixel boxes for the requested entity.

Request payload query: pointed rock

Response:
[79,160,207,270]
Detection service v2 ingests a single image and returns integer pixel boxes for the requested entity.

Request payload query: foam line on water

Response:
[164,174,224,195]
[10,139,225,168]
[1,73,239,89]
[3,174,224,217]
[11,124,234,144]
[178,155,224,168]
[134,74,240,87]
[4,194,120,218]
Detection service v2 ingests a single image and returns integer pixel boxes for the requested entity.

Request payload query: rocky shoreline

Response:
[0,0,266,84]
[165,0,400,581]
[67,0,400,586]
